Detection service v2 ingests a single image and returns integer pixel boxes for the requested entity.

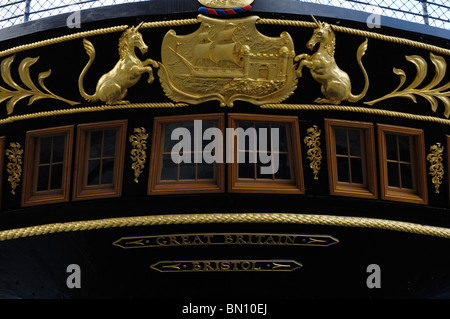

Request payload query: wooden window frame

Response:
[22,126,74,207]
[148,113,225,195]
[227,113,304,194]
[377,124,427,205]
[324,119,377,199]
[73,120,127,201]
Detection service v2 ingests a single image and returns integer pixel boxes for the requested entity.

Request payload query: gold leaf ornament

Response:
[0,55,79,115]
[303,125,322,180]
[365,52,450,118]
[5,142,23,195]
[426,142,444,194]
[129,127,149,183]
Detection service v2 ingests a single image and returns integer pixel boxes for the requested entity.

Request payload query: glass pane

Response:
[334,128,347,155]
[161,154,178,180]
[103,129,117,157]
[348,129,361,156]
[201,121,215,150]
[37,165,50,191]
[236,121,255,151]
[274,153,291,180]
[385,134,398,160]
[257,158,273,179]
[272,123,288,152]
[89,131,103,158]
[400,163,413,189]
[101,158,114,184]
[179,162,196,180]
[398,135,411,162]
[50,163,63,189]
[336,156,350,182]
[350,158,363,184]
[238,161,254,179]
[52,135,65,163]
[387,162,400,187]
[87,159,101,185]
[39,136,52,164]
[163,123,181,153]
[183,122,195,149]
[197,163,214,179]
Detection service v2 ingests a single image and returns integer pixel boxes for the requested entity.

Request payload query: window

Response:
[324,119,377,199]
[22,126,74,206]
[378,124,427,204]
[73,120,127,201]
[227,114,304,194]
[148,114,225,195]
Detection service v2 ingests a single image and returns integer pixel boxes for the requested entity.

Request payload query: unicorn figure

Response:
[295,16,369,105]
[79,22,159,104]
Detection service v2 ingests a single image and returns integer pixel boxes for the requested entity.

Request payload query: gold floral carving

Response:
[426,142,444,194]
[0,55,79,115]
[303,125,322,180]
[129,127,149,183]
[158,14,298,107]
[295,17,369,105]
[5,142,23,195]
[79,22,159,104]
[365,52,450,118]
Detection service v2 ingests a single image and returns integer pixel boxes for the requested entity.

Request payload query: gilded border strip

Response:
[0,17,448,59]
[261,104,450,126]
[0,102,188,125]
[1,213,450,242]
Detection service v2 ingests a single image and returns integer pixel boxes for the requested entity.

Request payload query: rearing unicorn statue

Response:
[295,16,369,105]
[79,22,159,104]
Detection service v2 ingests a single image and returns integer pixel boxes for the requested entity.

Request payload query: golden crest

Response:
[158,15,298,107]
[198,0,254,8]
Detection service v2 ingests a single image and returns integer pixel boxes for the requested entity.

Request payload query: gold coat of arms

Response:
[158,15,298,107]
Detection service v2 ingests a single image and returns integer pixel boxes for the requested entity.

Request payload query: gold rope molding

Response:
[261,104,450,126]
[0,102,188,125]
[1,213,450,242]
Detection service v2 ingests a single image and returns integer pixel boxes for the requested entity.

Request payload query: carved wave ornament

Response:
[158,15,298,107]
[365,52,450,118]
[0,55,79,115]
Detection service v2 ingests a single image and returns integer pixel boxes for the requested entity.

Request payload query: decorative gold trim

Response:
[365,52,450,118]
[0,54,79,115]
[303,125,322,180]
[0,102,187,126]
[427,142,445,194]
[113,233,339,248]
[129,127,149,183]
[150,260,302,272]
[1,213,450,242]
[0,17,447,62]
[5,142,23,195]
[261,104,450,126]
[256,19,450,56]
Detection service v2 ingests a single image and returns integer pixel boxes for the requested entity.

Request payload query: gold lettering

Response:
[241,261,251,270]
[231,261,240,270]
[203,234,213,244]
[203,262,214,271]
[192,262,201,271]
[235,234,247,244]
[221,262,230,270]
[224,235,234,244]
[255,235,264,244]
[264,235,275,245]
[251,261,261,271]
[155,236,168,246]
[181,235,190,245]
[192,235,205,245]
[169,236,180,245]
[284,235,295,245]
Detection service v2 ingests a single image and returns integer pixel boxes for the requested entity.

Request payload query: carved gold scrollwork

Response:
[0,55,79,115]
[365,52,450,118]
[303,125,322,180]
[426,142,444,194]
[5,142,23,195]
[129,127,149,183]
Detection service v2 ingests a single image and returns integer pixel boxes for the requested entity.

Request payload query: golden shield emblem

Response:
[158,15,298,107]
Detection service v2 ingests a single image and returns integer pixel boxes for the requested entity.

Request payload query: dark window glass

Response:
[348,129,361,156]
[86,129,117,185]
[387,161,400,187]
[334,128,347,155]
[400,163,413,189]
[37,166,50,191]
[333,127,364,185]
[36,135,66,191]
[350,158,363,184]
[385,134,398,160]
[39,137,52,164]
[398,135,411,162]
[336,157,350,183]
